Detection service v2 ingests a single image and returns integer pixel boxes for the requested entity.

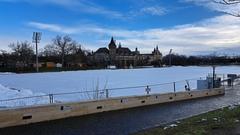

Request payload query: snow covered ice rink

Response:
[0,66,240,107]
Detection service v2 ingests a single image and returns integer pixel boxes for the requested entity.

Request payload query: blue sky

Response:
[0,0,240,55]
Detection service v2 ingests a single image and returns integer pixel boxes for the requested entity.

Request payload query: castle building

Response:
[92,37,162,68]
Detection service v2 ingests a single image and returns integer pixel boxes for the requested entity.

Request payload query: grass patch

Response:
[135,105,240,135]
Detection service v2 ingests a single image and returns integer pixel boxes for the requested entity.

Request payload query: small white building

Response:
[56,63,62,68]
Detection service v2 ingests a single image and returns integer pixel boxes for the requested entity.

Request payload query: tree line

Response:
[0,35,91,72]
[163,54,240,66]
[1,35,240,72]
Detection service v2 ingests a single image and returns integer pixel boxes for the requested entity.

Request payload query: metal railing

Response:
[0,74,232,109]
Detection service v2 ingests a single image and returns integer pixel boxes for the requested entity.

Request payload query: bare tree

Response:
[67,44,89,64]
[213,0,240,4]
[71,44,82,54]
[0,50,9,67]
[43,44,58,57]
[52,35,77,67]
[212,0,240,17]
[9,41,34,67]
[43,35,89,67]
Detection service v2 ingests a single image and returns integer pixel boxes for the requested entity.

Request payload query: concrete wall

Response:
[0,88,224,128]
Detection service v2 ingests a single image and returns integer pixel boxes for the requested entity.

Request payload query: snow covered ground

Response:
[0,66,240,107]
[0,84,48,107]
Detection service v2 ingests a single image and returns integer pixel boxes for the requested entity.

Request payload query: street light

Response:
[32,32,42,72]
[212,65,216,88]
[169,49,173,66]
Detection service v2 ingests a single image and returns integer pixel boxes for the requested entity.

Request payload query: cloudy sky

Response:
[0,0,240,55]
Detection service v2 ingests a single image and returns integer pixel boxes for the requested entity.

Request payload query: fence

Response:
[0,74,233,109]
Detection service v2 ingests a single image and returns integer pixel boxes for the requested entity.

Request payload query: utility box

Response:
[197,80,208,90]
[197,77,221,90]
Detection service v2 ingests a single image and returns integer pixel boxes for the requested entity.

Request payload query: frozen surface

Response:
[0,84,48,107]
[0,66,239,107]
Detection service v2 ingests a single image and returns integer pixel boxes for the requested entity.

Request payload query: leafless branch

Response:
[223,11,240,17]
[212,0,240,17]
[212,0,240,5]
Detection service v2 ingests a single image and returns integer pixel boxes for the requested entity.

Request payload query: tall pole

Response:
[169,55,171,66]
[35,33,39,72]
[212,66,216,88]
[33,32,41,73]
[169,49,173,67]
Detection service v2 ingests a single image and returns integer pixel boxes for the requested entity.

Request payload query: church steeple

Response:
[108,37,117,50]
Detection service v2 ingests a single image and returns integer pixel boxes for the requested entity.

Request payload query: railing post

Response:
[222,74,225,87]
[173,82,176,93]
[106,89,109,98]
[49,94,54,104]
[145,86,151,95]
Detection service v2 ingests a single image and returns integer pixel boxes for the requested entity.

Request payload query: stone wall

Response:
[0,88,224,128]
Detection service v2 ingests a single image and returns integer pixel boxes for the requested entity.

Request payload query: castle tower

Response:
[135,47,140,55]
[108,37,117,50]
[108,37,117,65]
[118,42,122,48]
[152,45,162,64]
[152,45,161,55]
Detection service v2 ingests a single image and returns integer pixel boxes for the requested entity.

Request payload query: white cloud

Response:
[141,6,167,16]
[27,15,240,55]
[0,0,125,19]
[28,22,78,34]
[0,0,171,20]
[183,0,240,16]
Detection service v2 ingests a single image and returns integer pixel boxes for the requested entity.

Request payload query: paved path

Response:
[0,86,240,135]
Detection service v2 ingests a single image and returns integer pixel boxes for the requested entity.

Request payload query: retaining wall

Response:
[0,88,224,128]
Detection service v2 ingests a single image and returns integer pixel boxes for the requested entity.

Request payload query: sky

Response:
[0,0,240,55]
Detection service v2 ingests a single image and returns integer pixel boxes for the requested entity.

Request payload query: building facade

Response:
[91,37,162,68]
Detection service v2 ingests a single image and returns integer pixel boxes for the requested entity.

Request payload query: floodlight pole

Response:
[36,38,39,72]
[33,32,41,72]
[169,49,173,66]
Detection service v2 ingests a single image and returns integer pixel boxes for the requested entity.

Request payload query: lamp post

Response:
[32,32,42,72]
[169,49,173,66]
[212,65,216,88]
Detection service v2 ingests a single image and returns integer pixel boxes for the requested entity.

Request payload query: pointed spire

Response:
[118,42,122,48]
[109,36,117,49]
[110,37,115,44]
[156,45,158,50]
[135,47,138,51]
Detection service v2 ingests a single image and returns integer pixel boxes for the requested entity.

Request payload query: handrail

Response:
[0,75,232,108]
[0,76,204,102]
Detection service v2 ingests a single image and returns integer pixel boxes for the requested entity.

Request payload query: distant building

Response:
[46,62,56,68]
[91,37,162,68]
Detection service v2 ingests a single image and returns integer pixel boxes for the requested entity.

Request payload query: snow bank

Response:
[0,72,15,75]
[0,84,49,108]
